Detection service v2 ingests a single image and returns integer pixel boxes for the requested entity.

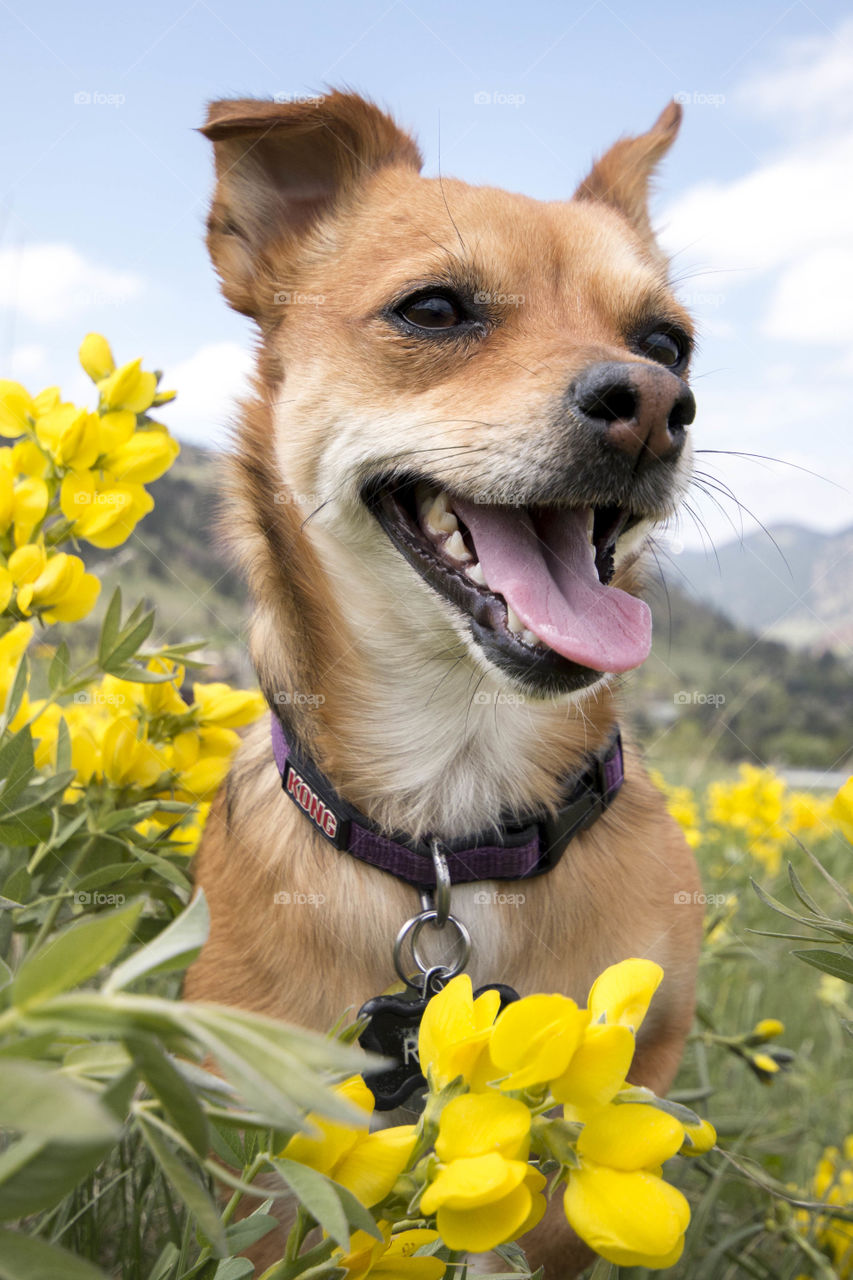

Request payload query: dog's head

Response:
[202,92,694,705]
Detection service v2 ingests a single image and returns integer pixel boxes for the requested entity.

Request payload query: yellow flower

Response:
[490,993,589,1092]
[283,1075,417,1208]
[550,1022,636,1108]
[752,1018,784,1040]
[1,451,49,540]
[0,380,33,437]
[419,1092,546,1250]
[680,1116,717,1156]
[60,468,153,548]
[801,1137,853,1277]
[588,958,663,1032]
[35,404,100,469]
[97,410,136,453]
[191,682,267,729]
[79,333,115,383]
[101,430,180,484]
[831,778,853,845]
[418,973,501,1091]
[563,1104,690,1269]
[12,549,100,623]
[101,717,165,788]
[0,567,12,614]
[102,658,187,718]
[334,1225,446,1279]
[99,357,158,414]
[0,621,33,706]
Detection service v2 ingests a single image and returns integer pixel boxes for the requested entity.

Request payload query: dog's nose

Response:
[569,361,695,464]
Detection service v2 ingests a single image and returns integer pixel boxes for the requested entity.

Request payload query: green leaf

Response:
[270,1158,383,1248]
[12,899,144,1008]
[0,1060,120,1141]
[48,640,72,692]
[98,587,123,666]
[791,948,853,983]
[136,1114,227,1256]
[0,1228,109,1280]
[0,957,10,990]
[147,1243,180,1280]
[101,610,156,672]
[224,1207,280,1252]
[55,713,72,773]
[213,1263,255,1280]
[0,727,36,806]
[1,654,29,727]
[106,891,210,993]
[0,1132,117,1220]
[127,1033,209,1155]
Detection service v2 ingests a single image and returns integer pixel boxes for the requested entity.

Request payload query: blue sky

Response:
[2,0,851,551]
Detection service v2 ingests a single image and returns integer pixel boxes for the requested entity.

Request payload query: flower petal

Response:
[564,1162,689,1266]
[551,1023,635,1108]
[577,1103,684,1171]
[436,1092,531,1163]
[587,959,663,1032]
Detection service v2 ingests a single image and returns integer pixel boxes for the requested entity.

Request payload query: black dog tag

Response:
[358,976,519,1111]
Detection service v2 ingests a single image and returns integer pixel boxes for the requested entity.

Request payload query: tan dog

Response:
[185,91,704,1276]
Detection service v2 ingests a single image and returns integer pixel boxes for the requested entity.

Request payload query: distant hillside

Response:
[669,523,853,655]
[92,446,850,772]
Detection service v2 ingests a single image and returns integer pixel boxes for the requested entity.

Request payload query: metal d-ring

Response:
[393,909,471,988]
[430,838,451,927]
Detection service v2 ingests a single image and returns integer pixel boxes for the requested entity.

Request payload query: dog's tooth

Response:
[465,561,487,586]
[425,492,458,536]
[506,606,523,634]
[522,628,541,647]
[444,529,471,564]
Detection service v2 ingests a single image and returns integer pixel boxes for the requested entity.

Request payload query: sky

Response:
[1,0,851,553]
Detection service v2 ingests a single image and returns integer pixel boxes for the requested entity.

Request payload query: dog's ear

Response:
[200,91,423,318]
[573,101,681,262]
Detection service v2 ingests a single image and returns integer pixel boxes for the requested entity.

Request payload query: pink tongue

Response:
[453,500,651,673]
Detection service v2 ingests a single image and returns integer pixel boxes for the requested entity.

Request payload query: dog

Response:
[184,91,704,1276]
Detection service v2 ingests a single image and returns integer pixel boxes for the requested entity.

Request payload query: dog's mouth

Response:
[363,476,652,694]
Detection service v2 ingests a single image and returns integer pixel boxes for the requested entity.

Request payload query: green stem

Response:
[30,836,96,952]
[220,1152,268,1228]
[284,1204,312,1262]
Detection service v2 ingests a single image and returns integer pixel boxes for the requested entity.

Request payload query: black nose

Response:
[569,361,695,464]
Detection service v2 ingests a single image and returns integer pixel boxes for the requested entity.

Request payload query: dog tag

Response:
[358,975,519,1111]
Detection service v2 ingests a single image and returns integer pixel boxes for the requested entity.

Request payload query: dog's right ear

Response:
[200,91,423,318]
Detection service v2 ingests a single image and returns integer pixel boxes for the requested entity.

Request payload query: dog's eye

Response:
[397,294,466,330]
[638,330,686,368]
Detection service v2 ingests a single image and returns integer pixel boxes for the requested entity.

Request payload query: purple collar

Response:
[270,715,624,889]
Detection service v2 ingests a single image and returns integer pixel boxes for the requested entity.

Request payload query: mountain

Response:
[87,446,849,772]
[667,523,853,656]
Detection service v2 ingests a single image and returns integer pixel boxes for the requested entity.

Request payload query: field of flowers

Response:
[1,340,851,1280]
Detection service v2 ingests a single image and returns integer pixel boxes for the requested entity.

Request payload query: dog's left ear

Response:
[574,101,681,263]
[200,91,423,318]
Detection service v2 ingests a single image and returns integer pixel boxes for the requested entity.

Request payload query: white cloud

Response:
[737,17,853,131]
[5,343,47,379]
[763,247,853,343]
[0,244,143,322]
[164,342,253,447]
[661,130,853,279]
